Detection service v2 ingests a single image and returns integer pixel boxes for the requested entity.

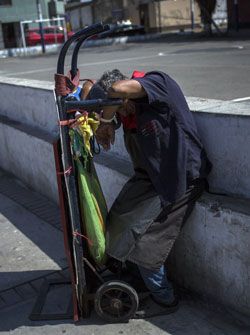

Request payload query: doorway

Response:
[2,22,17,48]
[139,4,150,32]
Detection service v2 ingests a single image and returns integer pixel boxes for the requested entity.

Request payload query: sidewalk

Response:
[0,168,249,334]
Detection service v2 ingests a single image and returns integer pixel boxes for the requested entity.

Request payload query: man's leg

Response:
[128,179,206,270]
[138,264,176,306]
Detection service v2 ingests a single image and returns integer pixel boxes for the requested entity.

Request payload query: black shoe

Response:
[150,295,179,309]
[105,257,122,274]
[134,296,179,319]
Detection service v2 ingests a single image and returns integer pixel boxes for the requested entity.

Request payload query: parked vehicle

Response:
[25,26,74,46]
[90,23,145,39]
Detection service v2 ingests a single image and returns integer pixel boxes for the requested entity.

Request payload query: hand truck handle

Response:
[64,98,124,113]
[57,23,109,76]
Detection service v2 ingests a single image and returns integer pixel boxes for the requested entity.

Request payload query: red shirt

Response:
[119,70,145,129]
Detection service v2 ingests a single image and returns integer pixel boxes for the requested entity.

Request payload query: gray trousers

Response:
[105,130,205,270]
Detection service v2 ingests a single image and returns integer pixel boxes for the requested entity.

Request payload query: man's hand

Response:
[95,123,115,151]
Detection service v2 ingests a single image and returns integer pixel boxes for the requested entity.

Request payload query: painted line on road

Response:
[6,53,169,77]
[232,97,250,102]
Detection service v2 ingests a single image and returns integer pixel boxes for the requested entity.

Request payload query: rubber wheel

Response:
[94,280,139,323]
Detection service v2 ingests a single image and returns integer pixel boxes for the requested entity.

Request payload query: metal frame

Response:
[31,23,144,323]
[55,23,111,320]
[54,23,123,321]
[29,279,73,321]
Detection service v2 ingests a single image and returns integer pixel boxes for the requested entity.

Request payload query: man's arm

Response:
[96,79,147,150]
[101,79,147,120]
[108,79,147,99]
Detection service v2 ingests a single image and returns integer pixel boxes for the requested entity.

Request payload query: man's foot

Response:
[105,257,122,274]
[133,296,179,319]
[150,295,179,308]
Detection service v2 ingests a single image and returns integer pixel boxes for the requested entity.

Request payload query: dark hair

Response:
[87,69,127,103]
[97,69,127,92]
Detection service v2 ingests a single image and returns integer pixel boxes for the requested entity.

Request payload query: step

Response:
[0,115,58,204]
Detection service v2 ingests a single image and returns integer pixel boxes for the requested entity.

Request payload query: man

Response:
[88,69,212,311]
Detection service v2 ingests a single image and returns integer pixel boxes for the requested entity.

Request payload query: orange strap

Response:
[54,70,80,96]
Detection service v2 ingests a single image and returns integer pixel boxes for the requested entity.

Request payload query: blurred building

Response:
[64,0,202,33]
[64,0,233,35]
[0,0,65,49]
[92,0,201,33]
[65,0,93,31]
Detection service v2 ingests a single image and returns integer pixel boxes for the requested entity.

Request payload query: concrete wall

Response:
[0,77,57,136]
[93,0,123,24]
[0,78,250,201]
[0,77,58,202]
[69,5,93,31]
[0,0,37,24]
[159,0,201,29]
[190,99,250,199]
[0,118,58,203]
[0,0,63,24]
[169,193,250,317]
[125,2,140,26]
[126,0,201,31]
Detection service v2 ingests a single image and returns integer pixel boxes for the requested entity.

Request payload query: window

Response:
[0,0,12,5]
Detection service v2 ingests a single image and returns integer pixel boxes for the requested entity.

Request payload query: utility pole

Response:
[36,0,45,53]
[234,0,239,31]
[158,1,162,33]
[190,0,195,31]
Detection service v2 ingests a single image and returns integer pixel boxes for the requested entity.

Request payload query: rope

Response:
[57,166,73,176]
[59,112,88,129]
[73,231,93,246]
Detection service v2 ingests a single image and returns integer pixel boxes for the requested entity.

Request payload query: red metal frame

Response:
[53,140,79,321]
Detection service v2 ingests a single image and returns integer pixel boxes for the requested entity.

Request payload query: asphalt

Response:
[0,168,250,334]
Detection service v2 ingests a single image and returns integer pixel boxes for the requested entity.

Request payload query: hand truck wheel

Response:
[94,280,139,323]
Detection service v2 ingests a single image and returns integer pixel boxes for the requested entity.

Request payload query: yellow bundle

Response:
[75,115,99,155]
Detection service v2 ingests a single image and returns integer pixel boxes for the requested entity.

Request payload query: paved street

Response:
[0,35,250,100]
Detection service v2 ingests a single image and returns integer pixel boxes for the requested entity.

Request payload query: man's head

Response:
[87,69,127,100]
[97,69,127,92]
[86,69,129,115]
